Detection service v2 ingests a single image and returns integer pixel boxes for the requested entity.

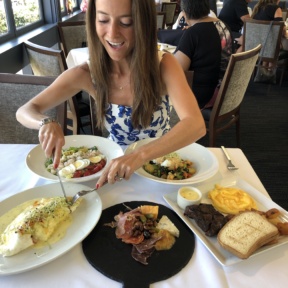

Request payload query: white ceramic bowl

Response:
[177,186,202,210]
[124,138,219,185]
[26,135,124,182]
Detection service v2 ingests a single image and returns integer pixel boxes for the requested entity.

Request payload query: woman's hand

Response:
[38,122,65,169]
[96,151,144,187]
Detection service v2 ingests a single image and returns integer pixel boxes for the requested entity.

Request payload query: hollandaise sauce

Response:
[180,188,200,200]
[0,197,80,256]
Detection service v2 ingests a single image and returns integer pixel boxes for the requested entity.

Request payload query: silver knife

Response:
[53,152,68,202]
[56,168,68,201]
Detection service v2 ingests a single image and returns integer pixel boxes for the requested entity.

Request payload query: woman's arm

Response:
[274,7,287,37]
[16,64,93,166]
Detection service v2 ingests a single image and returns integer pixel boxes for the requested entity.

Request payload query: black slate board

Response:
[82,201,195,288]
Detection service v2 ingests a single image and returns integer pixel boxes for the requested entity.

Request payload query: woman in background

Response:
[174,0,232,109]
[252,0,287,37]
[237,0,288,52]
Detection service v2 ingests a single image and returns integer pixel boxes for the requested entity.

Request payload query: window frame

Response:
[0,0,81,45]
[1,0,45,43]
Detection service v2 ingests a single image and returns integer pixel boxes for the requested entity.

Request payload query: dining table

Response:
[0,143,287,288]
[66,47,89,69]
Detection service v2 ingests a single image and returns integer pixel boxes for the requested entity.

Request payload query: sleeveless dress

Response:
[88,51,172,149]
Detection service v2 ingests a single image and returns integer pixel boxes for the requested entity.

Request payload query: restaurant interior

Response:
[0,0,288,287]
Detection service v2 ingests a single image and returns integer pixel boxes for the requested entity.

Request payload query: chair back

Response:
[0,73,66,144]
[58,21,87,58]
[205,44,261,147]
[23,40,85,135]
[242,19,284,64]
[24,41,67,76]
[216,44,261,116]
[161,2,177,27]
[156,12,166,30]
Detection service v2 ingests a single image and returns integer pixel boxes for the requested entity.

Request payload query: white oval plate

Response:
[124,138,219,185]
[0,182,102,275]
[26,135,123,182]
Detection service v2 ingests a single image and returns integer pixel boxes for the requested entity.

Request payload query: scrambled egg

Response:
[0,197,81,257]
[208,184,257,215]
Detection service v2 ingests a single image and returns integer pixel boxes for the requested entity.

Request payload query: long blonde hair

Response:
[86,0,162,129]
[251,0,278,18]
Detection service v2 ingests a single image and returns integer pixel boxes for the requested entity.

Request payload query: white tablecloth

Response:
[66,47,89,69]
[0,144,287,287]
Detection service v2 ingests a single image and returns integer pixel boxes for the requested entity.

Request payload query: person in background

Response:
[218,0,252,39]
[252,0,288,37]
[66,0,73,14]
[80,0,88,12]
[172,9,217,29]
[236,0,288,52]
[173,0,233,109]
[16,0,205,187]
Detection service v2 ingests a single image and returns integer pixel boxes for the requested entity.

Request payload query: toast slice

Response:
[217,211,279,259]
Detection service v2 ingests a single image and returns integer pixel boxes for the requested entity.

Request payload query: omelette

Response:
[0,197,81,257]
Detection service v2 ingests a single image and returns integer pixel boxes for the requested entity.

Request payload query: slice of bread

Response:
[217,211,279,259]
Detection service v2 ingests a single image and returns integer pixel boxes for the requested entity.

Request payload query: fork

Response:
[71,187,98,204]
[71,176,123,204]
[221,146,238,170]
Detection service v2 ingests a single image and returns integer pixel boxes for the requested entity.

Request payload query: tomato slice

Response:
[72,159,106,177]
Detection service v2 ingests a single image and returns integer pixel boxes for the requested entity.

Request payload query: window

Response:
[0,0,43,42]
[60,0,77,16]
[0,0,80,44]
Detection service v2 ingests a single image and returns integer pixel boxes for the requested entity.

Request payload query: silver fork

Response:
[71,177,123,204]
[71,187,98,204]
[221,146,238,170]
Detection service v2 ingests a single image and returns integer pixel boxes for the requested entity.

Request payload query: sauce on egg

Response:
[180,188,200,200]
[0,199,72,250]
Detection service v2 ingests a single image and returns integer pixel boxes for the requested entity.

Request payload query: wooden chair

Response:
[156,12,166,30]
[242,19,285,85]
[201,44,262,147]
[23,40,91,135]
[58,21,87,58]
[161,2,177,29]
[282,8,288,21]
[0,73,66,144]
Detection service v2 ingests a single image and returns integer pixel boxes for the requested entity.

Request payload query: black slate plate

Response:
[82,201,195,288]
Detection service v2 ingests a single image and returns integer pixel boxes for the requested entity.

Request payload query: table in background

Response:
[1,144,287,288]
[66,47,89,69]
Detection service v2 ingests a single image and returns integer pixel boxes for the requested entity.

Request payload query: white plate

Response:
[163,177,288,266]
[124,138,219,185]
[158,43,176,53]
[26,135,124,182]
[0,182,102,275]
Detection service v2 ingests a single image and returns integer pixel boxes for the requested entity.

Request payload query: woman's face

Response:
[95,0,135,62]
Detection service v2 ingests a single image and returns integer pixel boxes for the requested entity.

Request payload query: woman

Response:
[172,9,217,30]
[252,0,287,37]
[16,0,205,187]
[174,0,232,109]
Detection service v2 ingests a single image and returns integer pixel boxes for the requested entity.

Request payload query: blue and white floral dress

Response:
[88,51,173,149]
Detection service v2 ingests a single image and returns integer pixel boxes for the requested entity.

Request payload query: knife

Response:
[56,168,68,201]
[53,152,68,202]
